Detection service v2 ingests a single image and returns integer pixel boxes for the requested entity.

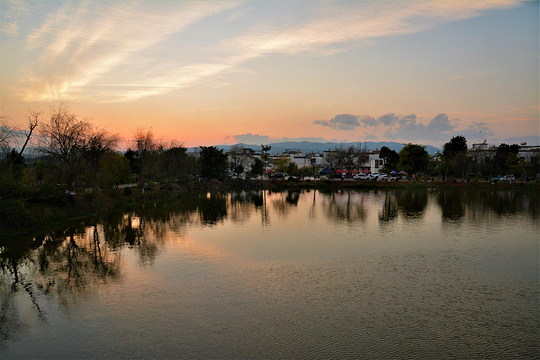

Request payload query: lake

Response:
[1,189,538,359]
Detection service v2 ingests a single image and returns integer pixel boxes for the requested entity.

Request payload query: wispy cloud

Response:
[15,0,520,103]
[0,0,31,37]
[446,69,499,81]
[19,1,240,101]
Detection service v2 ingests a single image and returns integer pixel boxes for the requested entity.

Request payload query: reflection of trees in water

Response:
[269,191,301,217]
[379,193,398,222]
[321,190,367,224]
[1,188,538,348]
[437,190,465,220]
[286,191,300,206]
[198,193,228,225]
[270,192,290,217]
[228,191,258,224]
[396,190,428,218]
[0,224,122,347]
[460,190,540,225]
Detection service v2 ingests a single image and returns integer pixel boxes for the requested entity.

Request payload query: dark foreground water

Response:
[1,189,538,359]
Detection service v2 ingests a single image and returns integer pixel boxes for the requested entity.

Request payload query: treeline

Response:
[318,136,538,181]
[1,107,539,204]
[0,106,268,203]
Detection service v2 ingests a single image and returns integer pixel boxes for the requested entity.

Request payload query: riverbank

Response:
[1,178,538,239]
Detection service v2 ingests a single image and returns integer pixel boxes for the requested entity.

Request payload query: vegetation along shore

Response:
[1,105,539,237]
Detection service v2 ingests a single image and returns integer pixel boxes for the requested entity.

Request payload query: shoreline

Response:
[1,179,538,239]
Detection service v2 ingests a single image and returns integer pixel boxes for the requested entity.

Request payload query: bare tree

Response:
[353,143,369,170]
[16,110,40,160]
[0,116,14,156]
[135,128,156,154]
[38,104,92,188]
[228,145,251,175]
[83,127,119,166]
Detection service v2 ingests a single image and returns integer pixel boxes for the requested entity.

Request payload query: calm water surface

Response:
[1,189,538,359]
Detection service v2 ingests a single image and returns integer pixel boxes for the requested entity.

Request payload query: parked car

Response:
[271,172,286,179]
[377,174,388,181]
[353,174,370,180]
[492,174,515,183]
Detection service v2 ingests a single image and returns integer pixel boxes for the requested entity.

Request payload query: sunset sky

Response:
[1,0,538,148]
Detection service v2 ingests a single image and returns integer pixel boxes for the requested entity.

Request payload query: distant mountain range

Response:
[190,141,441,155]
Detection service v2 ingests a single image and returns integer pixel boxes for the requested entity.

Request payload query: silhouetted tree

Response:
[442,135,468,179]
[38,105,92,188]
[249,157,264,177]
[398,144,429,175]
[199,146,228,180]
[379,146,399,173]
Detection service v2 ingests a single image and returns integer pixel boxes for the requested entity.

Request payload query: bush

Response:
[0,199,34,230]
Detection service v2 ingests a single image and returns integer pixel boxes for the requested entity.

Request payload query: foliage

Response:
[98,152,132,188]
[379,146,399,173]
[0,199,35,230]
[398,144,429,174]
[494,143,520,174]
[273,157,290,173]
[261,145,272,173]
[298,166,314,178]
[199,146,228,180]
[249,157,265,176]
[286,162,299,176]
[442,136,468,179]
[443,135,467,158]
[161,146,194,181]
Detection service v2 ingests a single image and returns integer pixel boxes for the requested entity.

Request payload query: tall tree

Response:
[199,146,228,180]
[261,145,272,175]
[442,135,468,179]
[494,143,520,174]
[398,143,429,174]
[38,105,92,188]
[249,157,264,177]
[379,146,399,173]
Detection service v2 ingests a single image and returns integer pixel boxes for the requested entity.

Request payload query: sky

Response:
[1,0,538,149]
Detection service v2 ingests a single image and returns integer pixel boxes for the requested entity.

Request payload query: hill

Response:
[191,141,441,155]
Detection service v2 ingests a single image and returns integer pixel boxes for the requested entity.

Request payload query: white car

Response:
[353,174,370,180]
[377,174,388,181]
